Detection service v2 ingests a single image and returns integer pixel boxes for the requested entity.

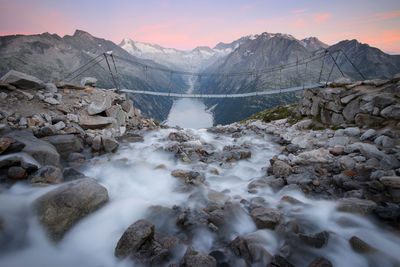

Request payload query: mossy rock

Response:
[243,104,301,124]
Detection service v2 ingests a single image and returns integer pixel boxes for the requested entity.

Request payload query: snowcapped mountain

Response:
[119,38,230,71]
[301,37,329,53]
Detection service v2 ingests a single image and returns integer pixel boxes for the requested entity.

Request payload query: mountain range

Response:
[1,30,399,125]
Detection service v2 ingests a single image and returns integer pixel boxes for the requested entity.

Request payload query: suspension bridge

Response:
[61,49,364,99]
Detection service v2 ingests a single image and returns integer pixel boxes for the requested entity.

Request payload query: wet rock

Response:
[267,254,294,267]
[229,236,253,263]
[272,160,292,178]
[298,231,329,248]
[374,202,400,220]
[308,257,333,267]
[34,178,109,241]
[4,130,60,166]
[181,247,217,267]
[102,137,119,153]
[34,125,56,138]
[250,207,282,229]
[63,167,87,181]
[7,166,27,180]
[0,70,45,89]
[379,176,400,188]
[114,219,155,258]
[349,236,375,253]
[360,129,376,141]
[41,134,83,159]
[30,165,63,184]
[0,137,18,154]
[171,169,205,185]
[337,198,377,214]
[91,136,102,151]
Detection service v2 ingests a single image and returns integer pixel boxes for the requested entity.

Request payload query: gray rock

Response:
[181,247,217,267]
[87,96,112,115]
[31,165,63,184]
[308,257,333,267]
[250,207,282,229]
[331,113,345,125]
[106,105,126,126]
[310,97,320,117]
[114,219,155,258]
[338,156,356,170]
[34,178,109,241]
[349,236,375,253]
[229,236,253,263]
[44,97,59,105]
[102,137,119,153]
[8,166,27,180]
[359,102,374,113]
[337,198,377,214]
[286,174,312,186]
[298,231,329,248]
[343,98,359,122]
[4,130,60,166]
[0,70,45,90]
[45,83,58,93]
[79,116,116,130]
[272,160,292,178]
[41,134,83,159]
[360,129,376,141]
[53,121,65,131]
[379,176,400,188]
[80,77,97,87]
[375,135,394,148]
[331,77,352,87]
[267,255,294,267]
[328,136,350,147]
[381,104,400,120]
[372,96,395,109]
[341,94,358,104]
[91,136,102,151]
[343,127,360,137]
[66,114,79,123]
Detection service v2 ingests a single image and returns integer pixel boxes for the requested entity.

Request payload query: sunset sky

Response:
[1,0,399,54]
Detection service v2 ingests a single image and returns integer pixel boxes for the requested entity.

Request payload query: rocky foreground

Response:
[1,70,400,267]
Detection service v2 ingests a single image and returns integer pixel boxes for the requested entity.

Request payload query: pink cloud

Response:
[314,13,332,24]
[347,10,400,26]
[291,9,307,14]
[289,19,306,28]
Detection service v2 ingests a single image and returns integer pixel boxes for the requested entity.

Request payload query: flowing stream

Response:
[1,125,400,266]
[165,76,213,128]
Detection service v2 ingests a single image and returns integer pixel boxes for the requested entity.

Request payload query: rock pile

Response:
[297,75,400,128]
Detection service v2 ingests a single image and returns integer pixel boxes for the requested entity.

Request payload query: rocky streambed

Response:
[1,70,400,267]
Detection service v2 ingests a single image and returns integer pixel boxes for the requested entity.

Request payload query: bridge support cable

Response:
[337,49,366,80]
[326,52,341,86]
[318,50,328,83]
[66,57,105,83]
[62,54,104,82]
[110,54,121,90]
[103,53,119,91]
[328,51,345,78]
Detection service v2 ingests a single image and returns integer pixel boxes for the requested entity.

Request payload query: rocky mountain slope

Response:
[328,39,400,79]
[301,37,329,53]
[0,30,188,122]
[119,38,230,71]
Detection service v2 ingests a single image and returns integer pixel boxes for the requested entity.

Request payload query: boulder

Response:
[343,127,360,137]
[343,98,359,122]
[360,129,376,141]
[102,136,119,153]
[41,135,83,159]
[298,231,329,248]
[30,165,63,184]
[267,255,294,267]
[0,70,45,90]
[337,198,377,214]
[7,166,27,180]
[4,130,60,166]
[106,105,126,126]
[87,95,112,115]
[229,236,253,263]
[272,160,292,178]
[381,104,400,120]
[80,77,97,87]
[380,176,400,188]
[115,219,155,258]
[45,83,58,93]
[250,207,282,229]
[181,247,217,267]
[308,257,333,267]
[79,116,116,130]
[34,178,109,241]
[354,114,383,127]
[349,236,375,253]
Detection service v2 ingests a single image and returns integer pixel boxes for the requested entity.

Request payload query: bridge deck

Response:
[121,83,323,98]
